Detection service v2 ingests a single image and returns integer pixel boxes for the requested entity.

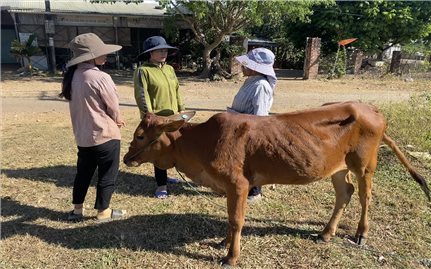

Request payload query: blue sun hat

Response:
[235,48,277,89]
[137,36,178,60]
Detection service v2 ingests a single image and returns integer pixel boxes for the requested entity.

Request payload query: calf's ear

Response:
[167,111,196,122]
[160,120,185,133]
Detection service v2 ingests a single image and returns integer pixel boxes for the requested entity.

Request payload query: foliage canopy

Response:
[284,1,431,55]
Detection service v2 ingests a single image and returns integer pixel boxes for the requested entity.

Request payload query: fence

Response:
[318,49,431,79]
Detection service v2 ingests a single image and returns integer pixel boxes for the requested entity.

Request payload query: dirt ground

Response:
[2,68,429,116]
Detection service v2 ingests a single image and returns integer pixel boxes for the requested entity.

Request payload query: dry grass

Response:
[1,73,431,268]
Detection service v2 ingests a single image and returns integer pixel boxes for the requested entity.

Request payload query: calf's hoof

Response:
[219,258,234,268]
[355,235,368,246]
[316,233,332,244]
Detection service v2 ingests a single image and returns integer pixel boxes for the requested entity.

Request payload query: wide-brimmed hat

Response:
[235,47,277,89]
[137,36,177,60]
[66,33,122,68]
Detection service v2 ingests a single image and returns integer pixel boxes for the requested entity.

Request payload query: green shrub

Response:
[380,91,431,152]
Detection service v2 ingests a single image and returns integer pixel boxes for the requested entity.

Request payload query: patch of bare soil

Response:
[1,69,429,115]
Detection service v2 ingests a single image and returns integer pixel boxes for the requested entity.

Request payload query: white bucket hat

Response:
[235,47,277,89]
[66,33,122,68]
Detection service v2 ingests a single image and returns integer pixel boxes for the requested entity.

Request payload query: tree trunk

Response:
[210,50,232,80]
[198,34,225,79]
[199,47,212,78]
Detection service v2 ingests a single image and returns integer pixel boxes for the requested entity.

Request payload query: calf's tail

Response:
[382,133,430,201]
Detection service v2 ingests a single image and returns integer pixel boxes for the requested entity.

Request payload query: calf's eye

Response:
[137,136,144,141]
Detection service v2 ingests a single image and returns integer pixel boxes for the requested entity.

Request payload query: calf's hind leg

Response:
[320,169,354,242]
[354,155,377,246]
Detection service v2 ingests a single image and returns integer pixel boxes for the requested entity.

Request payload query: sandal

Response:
[155,190,168,199]
[97,209,126,223]
[67,210,84,222]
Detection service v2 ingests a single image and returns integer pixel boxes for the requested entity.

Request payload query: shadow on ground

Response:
[1,196,321,262]
[1,165,215,198]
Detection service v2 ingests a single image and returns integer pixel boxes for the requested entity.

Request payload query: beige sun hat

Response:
[66,33,122,68]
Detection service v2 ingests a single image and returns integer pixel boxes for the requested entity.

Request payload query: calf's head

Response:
[123,112,195,168]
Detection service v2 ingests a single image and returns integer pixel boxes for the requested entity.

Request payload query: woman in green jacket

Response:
[134,36,185,199]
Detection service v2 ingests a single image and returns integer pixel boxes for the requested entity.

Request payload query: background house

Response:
[1,0,189,70]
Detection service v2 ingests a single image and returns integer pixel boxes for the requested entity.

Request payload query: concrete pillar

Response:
[229,35,245,76]
[230,57,242,77]
[352,50,363,75]
[303,37,321,80]
[390,51,402,74]
[47,36,56,73]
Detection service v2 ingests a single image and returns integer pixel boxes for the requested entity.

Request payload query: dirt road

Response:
[2,70,428,115]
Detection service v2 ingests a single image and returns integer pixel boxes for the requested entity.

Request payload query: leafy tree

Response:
[162,0,329,77]
[285,1,431,56]
[91,0,325,77]
[10,34,42,74]
[246,1,334,69]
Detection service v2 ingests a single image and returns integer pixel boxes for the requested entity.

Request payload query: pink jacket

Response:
[69,63,122,147]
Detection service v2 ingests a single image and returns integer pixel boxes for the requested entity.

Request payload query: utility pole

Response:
[45,0,56,74]
[113,16,120,70]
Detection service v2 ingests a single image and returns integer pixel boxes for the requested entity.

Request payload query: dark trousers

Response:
[72,139,120,210]
[154,166,167,186]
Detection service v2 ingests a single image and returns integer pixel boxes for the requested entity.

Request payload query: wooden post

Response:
[303,37,321,80]
[390,51,402,74]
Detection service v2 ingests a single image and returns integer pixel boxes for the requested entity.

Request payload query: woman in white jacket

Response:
[228,47,277,203]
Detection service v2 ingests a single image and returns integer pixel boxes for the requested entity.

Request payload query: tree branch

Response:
[170,1,208,46]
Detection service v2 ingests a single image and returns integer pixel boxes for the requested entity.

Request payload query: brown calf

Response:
[123,101,430,267]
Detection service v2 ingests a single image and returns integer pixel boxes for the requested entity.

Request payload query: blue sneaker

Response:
[247,193,262,204]
[167,177,181,184]
[155,190,168,199]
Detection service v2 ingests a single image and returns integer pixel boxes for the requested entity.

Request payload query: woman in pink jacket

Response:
[60,33,126,222]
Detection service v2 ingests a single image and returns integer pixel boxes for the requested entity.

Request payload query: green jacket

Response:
[133,62,184,118]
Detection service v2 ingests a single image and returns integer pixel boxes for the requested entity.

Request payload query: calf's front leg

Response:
[321,170,354,242]
[220,187,248,267]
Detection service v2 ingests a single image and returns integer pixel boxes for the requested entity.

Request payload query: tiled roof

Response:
[0,0,166,16]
